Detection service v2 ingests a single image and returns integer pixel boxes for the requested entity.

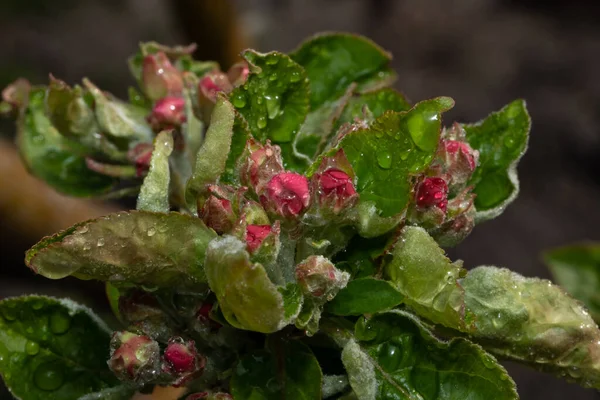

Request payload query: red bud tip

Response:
[262,172,310,218]
[246,224,272,252]
[416,177,448,212]
[148,96,186,130]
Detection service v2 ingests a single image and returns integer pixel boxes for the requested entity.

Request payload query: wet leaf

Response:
[386,226,600,388]
[231,338,322,400]
[463,100,530,222]
[17,88,116,197]
[326,278,403,316]
[544,243,600,321]
[220,114,251,184]
[229,50,309,171]
[25,211,216,288]
[205,236,301,333]
[136,131,173,213]
[291,33,393,109]
[334,88,411,131]
[341,310,518,400]
[0,296,118,400]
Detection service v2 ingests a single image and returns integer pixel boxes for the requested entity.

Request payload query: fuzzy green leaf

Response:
[341,310,518,400]
[205,236,301,333]
[17,89,116,197]
[291,33,393,109]
[386,226,600,388]
[326,278,403,316]
[544,243,600,321]
[136,131,173,212]
[25,211,216,288]
[220,114,251,184]
[230,50,309,171]
[335,97,454,218]
[231,339,322,400]
[463,100,530,222]
[185,95,235,207]
[0,296,118,400]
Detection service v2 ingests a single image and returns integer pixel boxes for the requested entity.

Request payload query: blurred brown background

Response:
[1,0,599,398]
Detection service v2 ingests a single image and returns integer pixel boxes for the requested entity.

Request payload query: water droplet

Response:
[147,227,156,237]
[265,94,281,120]
[377,152,393,169]
[26,341,40,356]
[265,54,279,65]
[34,363,64,391]
[290,71,301,82]
[256,96,264,105]
[504,136,516,148]
[49,312,71,335]
[78,226,89,234]
[257,116,267,129]
[378,342,402,372]
[97,238,105,247]
[232,93,247,109]
[400,150,409,161]
[32,301,44,310]
[406,110,440,151]
[2,307,16,321]
[269,73,278,81]
[82,244,91,251]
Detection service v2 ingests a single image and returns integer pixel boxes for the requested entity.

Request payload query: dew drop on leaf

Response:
[504,136,516,148]
[257,116,267,129]
[32,301,44,310]
[290,71,301,83]
[26,340,40,356]
[377,152,393,169]
[406,111,440,151]
[2,307,16,321]
[34,362,65,391]
[49,311,71,335]
[147,227,156,237]
[232,93,247,109]
[377,342,402,372]
[96,238,105,247]
[265,94,281,119]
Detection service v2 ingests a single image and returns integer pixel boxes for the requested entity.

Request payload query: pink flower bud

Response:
[127,143,154,177]
[200,196,236,234]
[241,139,285,194]
[246,224,272,253]
[227,61,250,87]
[142,52,184,101]
[261,172,310,218]
[295,256,349,299]
[198,72,233,103]
[147,96,186,131]
[416,177,448,212]
[163,337,205,386]
[108,331,160,383]
[316,169,358,213]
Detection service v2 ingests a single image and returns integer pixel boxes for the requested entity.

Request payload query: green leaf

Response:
[25,211,217,288]
[205,236,300,333]
[220,114,251,184]
[334,88,411,131]
[463,100,530,222]
[185,95,235,208]
[17,88,116,197]
[291,33,393,109]
[341,310,518,400]
[136,131,173,212]
[386,226,600,388]
[544,243,600,321]
[82,78,153,144]
[326,278,403,316]
[0,296,118,400]
[78,386,136,400]
[229,50,309,171]
[231,338,322,400]
[335,97,454,217]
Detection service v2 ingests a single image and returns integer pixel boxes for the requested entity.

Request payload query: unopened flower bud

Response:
[147,96,186,131]
[316,169,358,214]
[227,61,250,87]
[163,337,205,386]
[198,72,233,103]
[416,177,448,212]
[241,139,285,194]
[261,172,310,218]
[1,78,30,110]
[142,52,184,101]
[433,123,480,188]
[200,196,236,234]
[295,256,349,299]
[246,224,272,253]
[108,331,160,383]
[128,143,154,177]
[432,191,476,247]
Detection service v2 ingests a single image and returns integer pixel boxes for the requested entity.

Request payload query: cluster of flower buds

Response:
[162,337,206,387]
[295,255,350,300]
[409,123,479,245]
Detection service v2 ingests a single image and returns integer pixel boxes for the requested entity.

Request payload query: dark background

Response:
[1,0,599,398]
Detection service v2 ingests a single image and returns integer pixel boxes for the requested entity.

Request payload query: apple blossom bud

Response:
[142,52,184,101]
[246,224,272,253]
[315,169,358,213]
[198,72,233,103]
[147,96,186,131]
[108,331,160,383]
[240,139,285,194]
[295,256,350,300]
[227,61,250,87]
[261,172,310,218]
[432,192,476,247]
[1,78,30,110]
[416,177,448,212]
[200,196,236,234]
[433,123,480,188]
[163,337,205,386]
